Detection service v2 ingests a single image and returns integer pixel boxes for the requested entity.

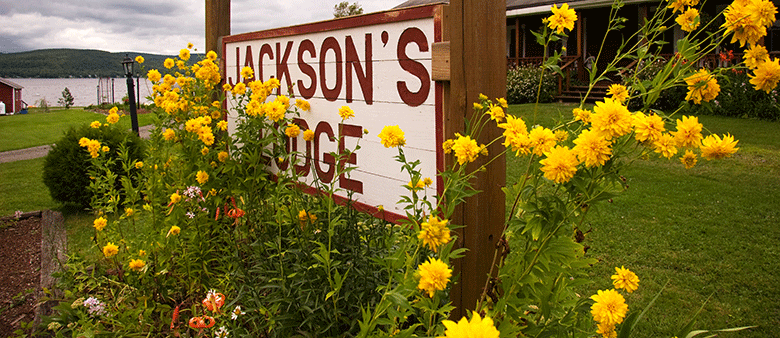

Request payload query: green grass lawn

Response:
[0,107,155,152]
[507,103,780,337]
[1,103,777,336]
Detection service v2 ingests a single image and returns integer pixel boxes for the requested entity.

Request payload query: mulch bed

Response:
[0,216,41,337]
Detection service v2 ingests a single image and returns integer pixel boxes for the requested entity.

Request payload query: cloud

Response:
[0,0,399,55]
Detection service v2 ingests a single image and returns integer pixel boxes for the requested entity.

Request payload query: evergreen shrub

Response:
[43,124,145,208]
[506,64,557,104]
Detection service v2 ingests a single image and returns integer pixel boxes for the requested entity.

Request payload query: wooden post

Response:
[442,0,506,319]
[206,0,231,57]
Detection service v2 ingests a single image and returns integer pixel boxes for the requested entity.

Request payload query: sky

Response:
[0,0,399,55]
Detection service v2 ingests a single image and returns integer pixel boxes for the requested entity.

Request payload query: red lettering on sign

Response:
[320,37,343,102]
[297,39,317,99]
[258,43,273,81]
[291,118,312,176]
[314,121,336,183]
[276,41,294,95]
[397,27,430,107]
[345,34,373,104]
[338,123,363,193]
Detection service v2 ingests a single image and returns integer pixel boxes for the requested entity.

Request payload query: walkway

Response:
[0,125,154,164]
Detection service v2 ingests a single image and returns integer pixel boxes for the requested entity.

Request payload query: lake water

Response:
[9,78,153,108]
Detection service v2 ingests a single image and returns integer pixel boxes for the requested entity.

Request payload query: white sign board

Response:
[223,5,444,222]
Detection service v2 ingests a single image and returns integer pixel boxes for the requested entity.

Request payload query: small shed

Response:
[0,78,24,115]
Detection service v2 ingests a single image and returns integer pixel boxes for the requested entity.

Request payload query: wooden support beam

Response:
[206,0,231,58]
[442,0,506,320]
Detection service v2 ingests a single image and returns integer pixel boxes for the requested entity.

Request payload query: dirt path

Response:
[0,125,154,164]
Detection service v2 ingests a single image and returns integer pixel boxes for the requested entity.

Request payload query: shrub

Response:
[699,69,780,120]
[507,64,557,104]
[42,123,144,208]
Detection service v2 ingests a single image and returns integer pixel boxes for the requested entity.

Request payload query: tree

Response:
[333,1,363,18]
[58,87,74,109]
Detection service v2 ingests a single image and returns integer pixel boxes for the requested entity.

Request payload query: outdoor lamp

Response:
[122,54,139,135]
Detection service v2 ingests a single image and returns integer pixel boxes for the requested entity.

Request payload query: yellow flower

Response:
[596,322,617,338]
[187,42,194,49]
[179,49,191,61]
[241,66,254,79]
[303,129,315,142]
[378,125,406,148]
[135,55,144,64]
[540,145,579,183]
[498,115,531,156]
[590,98,632,140]
[125,208,134,217]
[298,210,309,222]
[749,57,780,93]
[217,120,228,131]
[423,177,433,187]
[676,8,700,32]
[442,139,455,154]
[170,192,182,204]
[700,133,739,160]
[417,258,451,297]
[232,82,247,95]
[338,106,355,120]
[573,107,593,123]
[473,102,484,110]
[590,289,628,326]
[547,3,577,34]
[201,146,210,156]
[139,249,146,256]
[606,84,629,103]
[611,266,640,293]
[103,242,119,257]
[554,129,569,142]
[744,44,770,69]
[129,259,145,272]
[135,161,143,169]
[168,225,181,236]
[666,0,687,13]
[653,133,678,159]
[452,135,480,165]
[528,126,557,155]
[164,58,175,69]
[478,93,488,101]
[93,217,107,231]
[101,146,110,153]
[218,151,229,162]
[632,112,665,144]
[90,121,101,128]
[487,104,505,121]
[418,216,451,252]
[163,129,175,141]
[295,99,311,112]
[265,100,286,122]
[573,129,612,168]
[440,312,500,338]
[680,149,698,169]
[722,0,774,47]
[107,112,120,124]
[207,50,218,61]
[196,170,209,184]
[276,95,291,109]
[285,123,301,138]
[672,115,703,148]
[497,97,508,108]
[684,69,720,104]
[408,180,425,190]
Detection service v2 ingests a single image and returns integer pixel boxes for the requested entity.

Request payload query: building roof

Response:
[0,78,23,89]
[394,0,659,14]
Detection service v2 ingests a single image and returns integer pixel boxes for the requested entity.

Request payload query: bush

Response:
[698,69,780,120]
[42,123,145,208]
[506,64,557,104]
[623,58,688,112]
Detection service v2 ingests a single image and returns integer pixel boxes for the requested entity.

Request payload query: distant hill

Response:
[0,49,201,78]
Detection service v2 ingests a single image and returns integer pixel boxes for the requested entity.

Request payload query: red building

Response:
[0,78,24,114]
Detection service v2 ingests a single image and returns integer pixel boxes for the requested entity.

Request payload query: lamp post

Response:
[122,54,139,136]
